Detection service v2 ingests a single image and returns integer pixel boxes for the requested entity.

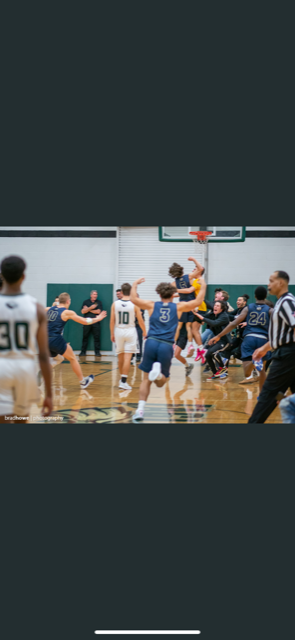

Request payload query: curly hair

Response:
[156,282,177,300]
[168,262,184,278]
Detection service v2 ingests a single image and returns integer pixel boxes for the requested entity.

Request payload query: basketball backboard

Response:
[159,227,246,242]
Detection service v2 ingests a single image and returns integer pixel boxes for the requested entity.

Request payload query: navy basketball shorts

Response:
[139,338,174,379]
[48,335,68,357]
[180,310,195,324]
[241,335,271,362]
[176,325,188,350]
[193,310,207,324]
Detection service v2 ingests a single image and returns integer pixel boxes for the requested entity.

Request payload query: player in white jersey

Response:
[0,256,52,423]
[110,282,146,390]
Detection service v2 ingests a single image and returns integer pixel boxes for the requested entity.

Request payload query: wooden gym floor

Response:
[31,355,282,424]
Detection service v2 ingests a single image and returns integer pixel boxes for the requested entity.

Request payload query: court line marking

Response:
[94,633,201,635]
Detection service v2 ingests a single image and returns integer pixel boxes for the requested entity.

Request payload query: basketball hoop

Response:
[189,230,213,245]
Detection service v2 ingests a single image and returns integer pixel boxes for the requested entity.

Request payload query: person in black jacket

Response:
[79,290,104,356]
[194,300,231,379]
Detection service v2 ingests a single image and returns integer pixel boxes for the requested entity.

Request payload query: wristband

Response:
[86,318,92,324]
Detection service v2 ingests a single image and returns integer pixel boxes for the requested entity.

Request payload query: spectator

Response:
[116,289,123,300]
[79,290,104,356]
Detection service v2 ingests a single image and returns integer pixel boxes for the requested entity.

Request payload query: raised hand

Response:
[135,277,145,285]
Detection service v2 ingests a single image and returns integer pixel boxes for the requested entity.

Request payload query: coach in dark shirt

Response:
[79,290,103,356]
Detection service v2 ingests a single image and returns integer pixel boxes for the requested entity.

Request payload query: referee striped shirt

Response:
[269,292,295,350]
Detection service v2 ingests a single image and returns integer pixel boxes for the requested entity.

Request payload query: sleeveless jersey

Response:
[244,303,270,339]
[0,293,38,359]
[47,306,67,337]
[148,301,178,343]
[192,278,207,312]
[175,274,195,302]
[114,300,136,328]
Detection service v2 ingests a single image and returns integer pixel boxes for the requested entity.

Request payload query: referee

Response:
[249,271,295,423]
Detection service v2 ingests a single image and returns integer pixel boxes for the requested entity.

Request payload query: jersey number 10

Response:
[0,322,29,350]
[118,311,129,325]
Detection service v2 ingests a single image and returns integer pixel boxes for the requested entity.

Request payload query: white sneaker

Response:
[149,362,162,382]
[119,381,132,390]
[131,357,137,366]
[132,409,144,422]
[80,375,94,389]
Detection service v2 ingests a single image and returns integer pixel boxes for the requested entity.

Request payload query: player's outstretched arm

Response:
[209,307,248,344]
[62,310,107,325]
[36,303,53,416]
[188,256,204,272]
[110,303,115,342]
[135,306,147,338]
[131,278,154,314]
[177,277,207,316]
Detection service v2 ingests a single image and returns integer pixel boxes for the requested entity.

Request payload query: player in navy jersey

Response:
[210,286,271,393]
[45,292,107,390]
[130,276,206,422]
[169,259,205,354]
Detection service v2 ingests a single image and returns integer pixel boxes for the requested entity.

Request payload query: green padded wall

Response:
[47,284,113,351]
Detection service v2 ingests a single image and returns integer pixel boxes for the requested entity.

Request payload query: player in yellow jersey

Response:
[174,257,208,362]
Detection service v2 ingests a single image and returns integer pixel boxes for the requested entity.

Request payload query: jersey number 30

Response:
[0,322,29,350]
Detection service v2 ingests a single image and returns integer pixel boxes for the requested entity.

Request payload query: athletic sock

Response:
[138,400,146,412]
[80,377,86,385]
[121,376,127,383]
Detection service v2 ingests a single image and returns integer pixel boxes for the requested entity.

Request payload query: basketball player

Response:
[0,256,52,423]
[170,257,206,358]
[130,276,206,422]
[209,286,271,393]
[110,283,146,390]
[174,324,194,377]
[46,293,107,389]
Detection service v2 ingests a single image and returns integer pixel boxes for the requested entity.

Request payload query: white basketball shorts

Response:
[0,359,40,417]
[115,327,138,355]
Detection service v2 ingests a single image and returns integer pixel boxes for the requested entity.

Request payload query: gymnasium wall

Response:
[0,227,117,306]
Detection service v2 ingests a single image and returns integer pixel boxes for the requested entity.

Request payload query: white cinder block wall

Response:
[1,227,294,309]
[207,235,295,284]
[0,227,117,305]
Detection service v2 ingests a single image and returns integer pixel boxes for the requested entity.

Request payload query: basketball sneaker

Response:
[80,375,94,389]
[186,345,195,358]
[119,381,132,390]
[253,358,263,372]
[195,348,207,363]
[149,362,162,382]
[185,363,194,377]
[132,409,145,422]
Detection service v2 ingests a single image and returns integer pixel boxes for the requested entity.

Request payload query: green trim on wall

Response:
[205,284,295,308]
[47,284,113,351]
[159,227,246,242]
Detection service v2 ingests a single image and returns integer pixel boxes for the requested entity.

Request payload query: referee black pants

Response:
[248,346,295,423]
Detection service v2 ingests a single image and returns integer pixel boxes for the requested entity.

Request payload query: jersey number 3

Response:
[0,322,29,350]
[159,308,171,323]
